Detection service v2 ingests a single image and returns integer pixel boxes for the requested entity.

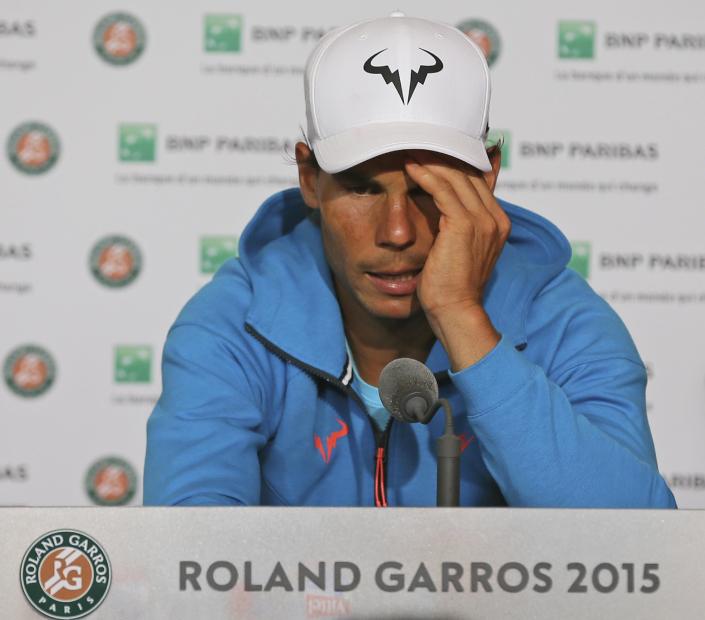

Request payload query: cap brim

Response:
[312,121,491,174]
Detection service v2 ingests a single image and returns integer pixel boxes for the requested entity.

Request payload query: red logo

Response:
[314,419,349,464]
[306,593,352,617]
[459,433,476,453]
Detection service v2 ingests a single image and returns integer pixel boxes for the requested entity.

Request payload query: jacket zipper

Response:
[245,322,393,506]
[374,421,392,507]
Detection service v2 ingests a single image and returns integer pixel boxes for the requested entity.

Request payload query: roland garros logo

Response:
[89,235,142,288]
[6,121,60,175]
[85,457,137,506]
[20,529,111,619]
[457,19,502,67]
[93,12,146,65]
[4,345,56,397]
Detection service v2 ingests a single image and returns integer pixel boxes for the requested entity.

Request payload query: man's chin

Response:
[365,296,423,321]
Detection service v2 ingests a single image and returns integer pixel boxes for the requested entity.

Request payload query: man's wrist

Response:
[426,302,501,372]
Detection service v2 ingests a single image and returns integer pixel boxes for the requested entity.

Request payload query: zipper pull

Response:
[375,447,388,507]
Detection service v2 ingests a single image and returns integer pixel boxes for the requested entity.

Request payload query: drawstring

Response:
[375,447,388,507]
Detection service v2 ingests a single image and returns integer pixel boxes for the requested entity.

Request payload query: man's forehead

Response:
[340,150,408,177]
[333,148,471,180]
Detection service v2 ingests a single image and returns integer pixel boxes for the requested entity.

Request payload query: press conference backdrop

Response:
[2,0,704,508]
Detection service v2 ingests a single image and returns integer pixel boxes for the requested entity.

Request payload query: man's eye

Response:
[410,187,432,201]
[347,185,378,196]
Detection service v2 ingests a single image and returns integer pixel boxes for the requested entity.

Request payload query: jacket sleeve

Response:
[449,308,676,509]
[144,323,269,506]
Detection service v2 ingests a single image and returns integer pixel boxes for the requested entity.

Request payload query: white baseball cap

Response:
[304,12,492,174]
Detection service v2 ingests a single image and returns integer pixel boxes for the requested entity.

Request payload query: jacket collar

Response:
[241,189,568,380]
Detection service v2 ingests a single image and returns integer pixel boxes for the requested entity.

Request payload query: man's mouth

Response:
[370,270,420,281]
[366,269,422,295]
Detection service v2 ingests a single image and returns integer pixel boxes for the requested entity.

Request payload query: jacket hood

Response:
[236,188,571,379]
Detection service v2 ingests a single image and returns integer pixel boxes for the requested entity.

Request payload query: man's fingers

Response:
[466,174,512,241]
[408,154,505,240]
[404,159,469,221]
[411,150,511,241]
[414,158,484,212]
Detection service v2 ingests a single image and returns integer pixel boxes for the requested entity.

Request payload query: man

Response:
[144,13,675,508]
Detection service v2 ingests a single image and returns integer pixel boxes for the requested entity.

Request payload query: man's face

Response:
[298,147,441,322]
[296,143,501,325]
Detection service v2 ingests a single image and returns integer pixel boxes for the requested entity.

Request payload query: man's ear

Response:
[295,142,320,209]
[483,146,502,193]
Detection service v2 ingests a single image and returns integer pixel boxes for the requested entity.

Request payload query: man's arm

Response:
[449,335,676,508]
[404,152,675,508]
[144,323,268,506]
[404,150,507,369]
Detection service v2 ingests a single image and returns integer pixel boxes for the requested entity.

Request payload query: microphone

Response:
[379,358,461,507]
[379,358,438,424]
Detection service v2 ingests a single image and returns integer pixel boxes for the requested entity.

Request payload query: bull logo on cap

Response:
[363,48,443,104]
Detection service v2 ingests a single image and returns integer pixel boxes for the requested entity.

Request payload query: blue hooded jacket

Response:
[144,188,676,508]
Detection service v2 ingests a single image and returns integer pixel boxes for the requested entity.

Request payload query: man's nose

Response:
[375,195,416,250]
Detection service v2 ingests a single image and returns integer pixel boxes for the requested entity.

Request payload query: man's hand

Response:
[404,150,511,371]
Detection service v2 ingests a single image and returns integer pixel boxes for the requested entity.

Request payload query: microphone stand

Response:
[413,398,461,507]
